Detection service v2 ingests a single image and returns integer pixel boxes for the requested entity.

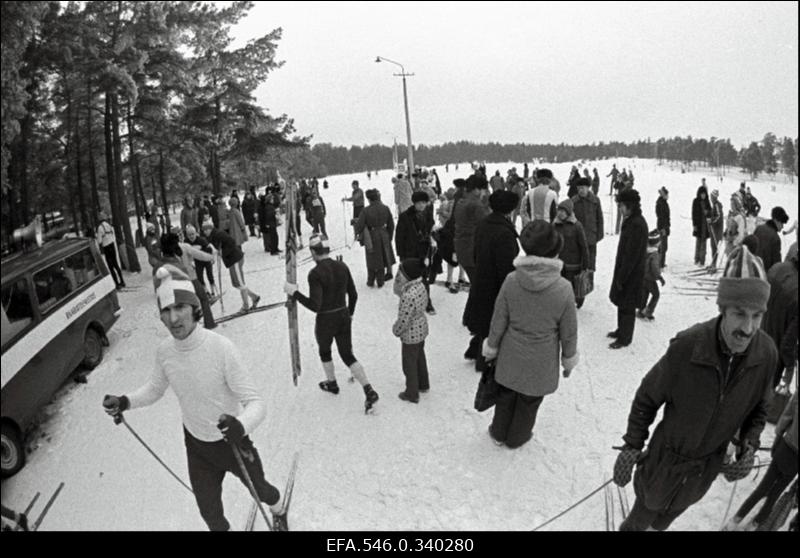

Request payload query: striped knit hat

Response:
[154,264,200,311]
[717,246,770,311]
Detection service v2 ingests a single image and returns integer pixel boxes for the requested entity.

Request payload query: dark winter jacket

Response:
[554,218,589,271]
[761,255,799,369]
[454,189,490,269]
[691,187,711,239]
[656,197,671,236]
[744,193,761,217]
[591,172,600,195]
[623,316,775,513]
[753,220,782,272]
[395,206,434,261]
[207,228,243,268]
[355,201,396,271]
[463,212,520,338]
[242,196,257,226]
[258,198,277,230]
[571,192,604,246]
[610,210,648,308]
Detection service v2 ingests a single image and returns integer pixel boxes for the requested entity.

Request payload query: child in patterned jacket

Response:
[392,258,430,403]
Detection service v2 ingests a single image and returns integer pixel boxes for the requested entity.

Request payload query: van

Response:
[1,238,121,477]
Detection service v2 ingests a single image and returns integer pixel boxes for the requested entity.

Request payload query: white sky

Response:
[228,1,799,148]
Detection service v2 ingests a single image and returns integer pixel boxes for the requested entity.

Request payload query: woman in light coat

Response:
[228,196,248,247]
[483,221,579,449]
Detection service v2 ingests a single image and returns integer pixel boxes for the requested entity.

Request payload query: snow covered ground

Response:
[2,158,797,531]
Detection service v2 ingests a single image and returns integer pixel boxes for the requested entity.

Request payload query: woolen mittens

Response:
[217,414,245,445]
[613,446,641,487]
[722,447,755,482]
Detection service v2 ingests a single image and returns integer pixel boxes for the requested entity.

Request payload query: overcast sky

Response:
[228,1,798,148]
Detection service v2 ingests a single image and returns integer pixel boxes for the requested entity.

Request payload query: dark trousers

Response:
[489,384,544,449]
[184,429,280,532]
[247,223,257,237]
[262,226,279,253]
[367,268,385,287]
[587,243,597,271]
[561,267,583,306]
[313,217,327,237]
[735,437,798,525]
[694,237,707,265]
[463,265,476,283]
[195,260,215,290]
[401,341,429,399]
[640,279,660,316]
[617,306,636,344]
[659,232,669,267]
[315,309,357,366]
[192,279,215,329]
[102,243,124,287]
[619,496,686,531]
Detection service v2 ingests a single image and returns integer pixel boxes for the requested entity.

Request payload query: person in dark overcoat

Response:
[761,249,798,387]
[691,184,711,265]
[462,190,520,363]
[355,189,396,287]
[554,199,589,307]
[258,194,280,255]
[655,187,670,268]
[396,191,436,314]
[608,189,648,349]
[753,206,790,273]
[570,177,603,281]
[613,246,776,531]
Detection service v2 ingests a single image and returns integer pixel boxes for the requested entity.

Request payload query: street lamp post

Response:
[375,56,415,176]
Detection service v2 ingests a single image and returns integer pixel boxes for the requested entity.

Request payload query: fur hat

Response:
[617,189,641,207]
[365,189,380,202]
[411,191,429,203]
[771,206,789,224]
[519,221,563,258]
[576,177,591,188]
[399,258,423,281]
[535,168,553,180]
[309,234,331,254]
[453,178,467,188]
[557,199,574,216]
[648,229,662,246]
[154,265,200,311]
[489,190,520,214]
[717,245,770,311]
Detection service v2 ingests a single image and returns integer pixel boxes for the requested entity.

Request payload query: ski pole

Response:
[116,414,194,495]
[531,479,613,531]
[217,253,224,314]
[342,201,348,247]
[230,442,273,531]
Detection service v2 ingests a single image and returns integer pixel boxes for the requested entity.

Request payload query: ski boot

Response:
[319,380,340,394]
[272,510,289,532]
[364,385,379,414]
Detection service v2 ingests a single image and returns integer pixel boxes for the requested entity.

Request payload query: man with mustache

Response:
[612,245,776,531]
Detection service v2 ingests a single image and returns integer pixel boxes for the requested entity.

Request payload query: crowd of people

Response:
[90,160,797,532]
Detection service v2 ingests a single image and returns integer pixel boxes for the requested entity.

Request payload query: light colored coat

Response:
[487,255,578,397]
[392,277,429,344]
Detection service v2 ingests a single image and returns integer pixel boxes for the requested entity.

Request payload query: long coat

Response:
[241,196,257,226]
[571,192,604,246]
[395,206,434,261]
[355,201,396,271]
[762,255,799,370]
[554,218,589,271]
[623,317,774,513]
[753,220,782,272]
[453,190,490,269]
[656,197,671,236]
[463,212,520,338]
[487,255,578,397]
[609,210,648,308]
[691,187,710,240]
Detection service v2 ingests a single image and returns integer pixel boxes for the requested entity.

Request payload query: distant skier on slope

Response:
[283,235,380,412]
[102,264,287,531]
[612,246,775,531]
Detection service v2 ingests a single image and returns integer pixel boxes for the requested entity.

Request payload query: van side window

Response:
[1,279,34,348]
[64,248,100,289]
[33,260,74,314]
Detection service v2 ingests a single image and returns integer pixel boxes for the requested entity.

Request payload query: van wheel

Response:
[82,328,103,370]
[1,423,25,478]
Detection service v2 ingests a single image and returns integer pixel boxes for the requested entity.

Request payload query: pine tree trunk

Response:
[111,93,140,272]
[159,150,171,227]
[125,101,143,246]
[86,78,101,224]
[103,92,122,247]
[75,109,88,235]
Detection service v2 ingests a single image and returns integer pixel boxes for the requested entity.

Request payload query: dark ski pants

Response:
[619,496,686,531]
[367,268,385,287]
[659,232,668,267]
[184,429,280,532]
[247,222,257,237]
[102,243,124,287]
[640,279,660,316]
[401,341,429,400]
[192,278,215,329]
[489,385,544,449]
[694,237,708,265]
[561,267,583,307]
[315,309,357,366]
[734,437,798,525]
[195,260,215,291]
[616,306,636,345]
[312,217,327,237]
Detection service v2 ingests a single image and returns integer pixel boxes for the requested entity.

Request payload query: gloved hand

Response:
[482,339,498,361]
[283,282,298,296]
[613,444,642,487]
[217,414,245,445]
[722,442,755,482]
[660,277,666,286]
[103,394,129,418]
[562,368,572,378]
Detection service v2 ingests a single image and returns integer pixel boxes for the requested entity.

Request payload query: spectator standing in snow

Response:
[308,189,328,237]
[342,180,365,222]
[608,189,648,349]
[144,222,163,275]
[354,189,396,287]
[607,164,620,195]
[434,186,466,293]
[571,177,603,290]
[392,258,430,404]
[202,222,261,313]
[96,212,125,289]
[691,184,712,266]
[753,206,790,272]
[482,221,579,449]
[453,178,490,283]
[591,168,601,196]
[566,166,580,199]
[489,170,505,192]
[553,199,589,308]
[462,191,520,367]
[724,392,797,531]
[636,230,666,321]
[283,235,380,410]
[180,196,199,236]
[394,174,414,216]
[613,246,776,531]
[241,192,258,238]
[395,190,437,315]
[724,192,747,257]
[227,196,248,248]
[655,187,671,268]
[102,264,287,531]
[258,194,280,255]
[708,188,725,262]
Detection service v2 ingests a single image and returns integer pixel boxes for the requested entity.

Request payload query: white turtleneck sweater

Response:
[127,326,266,442]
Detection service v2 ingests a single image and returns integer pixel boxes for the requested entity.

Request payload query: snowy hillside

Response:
[2,158,797,531]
